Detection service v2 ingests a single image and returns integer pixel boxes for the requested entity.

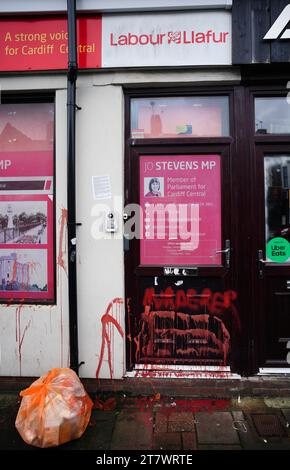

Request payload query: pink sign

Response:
[0,151,53,177]
[140,155,221,266]
[0,151,54,301]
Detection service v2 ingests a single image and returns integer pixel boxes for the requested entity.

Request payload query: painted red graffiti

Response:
[96,298,124,379]
[142,287,240,331]
[57,208,68,275]
[143,287,236,314]
[136,310,230,364]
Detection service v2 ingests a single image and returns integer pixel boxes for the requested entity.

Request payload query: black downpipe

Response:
[67,0,79,374]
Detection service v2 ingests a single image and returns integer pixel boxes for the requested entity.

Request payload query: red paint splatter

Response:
[57,208,68,276]
[56,208,68,365]
[119,396,230,415]
[142,287,240,331]
[15,304,31,376]
[93,396,117,411]
[135,309,230,365]
[134,369,233,379]
[96,298,124,379]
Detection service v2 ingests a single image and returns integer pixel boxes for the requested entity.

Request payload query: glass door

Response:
[254,146,290,370]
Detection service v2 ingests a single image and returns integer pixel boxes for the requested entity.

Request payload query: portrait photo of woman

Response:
[145,177,163,197]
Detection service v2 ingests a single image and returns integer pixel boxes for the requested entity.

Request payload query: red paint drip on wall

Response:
[96,298,124,379]
[57,208,68,275]
[15,304,31,376]
[135,307,230,364]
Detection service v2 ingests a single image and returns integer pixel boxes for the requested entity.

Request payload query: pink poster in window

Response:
[0,151,54,301]
[140,155,221,266]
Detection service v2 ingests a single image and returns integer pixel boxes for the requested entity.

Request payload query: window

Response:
[131,96,229,138]
[0,99,55,302]
[255,97,290,135]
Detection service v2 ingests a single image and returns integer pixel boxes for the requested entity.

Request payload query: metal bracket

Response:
[67,103,82,110]
[123,235,130,252]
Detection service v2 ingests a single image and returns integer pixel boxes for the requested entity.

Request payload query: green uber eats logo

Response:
[266,237,290,263]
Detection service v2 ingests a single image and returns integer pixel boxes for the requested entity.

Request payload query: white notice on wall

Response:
[92,175,112,200]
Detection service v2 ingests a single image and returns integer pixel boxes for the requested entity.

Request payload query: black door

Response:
[253,143,290,370]
[125,140,241,371]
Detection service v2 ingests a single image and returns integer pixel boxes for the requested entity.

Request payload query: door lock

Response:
[216,239,231,269]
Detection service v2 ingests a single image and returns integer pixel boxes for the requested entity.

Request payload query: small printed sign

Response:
[266,237,290,263]
[92,175,112,200]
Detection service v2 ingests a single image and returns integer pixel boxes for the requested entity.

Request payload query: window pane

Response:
[255,97,290,135]
[131,96,229,138]
[0,102,55,302]
[264,155,290,263]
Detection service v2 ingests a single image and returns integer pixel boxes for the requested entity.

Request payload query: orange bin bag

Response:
[15,368,93,448]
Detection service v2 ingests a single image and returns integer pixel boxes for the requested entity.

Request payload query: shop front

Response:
[0,0,289,381]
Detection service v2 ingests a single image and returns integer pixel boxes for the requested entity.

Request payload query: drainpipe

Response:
[67,0,79,374]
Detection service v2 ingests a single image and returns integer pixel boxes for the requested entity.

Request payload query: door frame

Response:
[245,85,290,373]
[124,86,252,373]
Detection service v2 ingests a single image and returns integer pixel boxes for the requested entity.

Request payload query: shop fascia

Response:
[110,29,229,46]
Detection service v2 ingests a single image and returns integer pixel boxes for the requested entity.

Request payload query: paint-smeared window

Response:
[0,101,55,302]
[131,96,229,138]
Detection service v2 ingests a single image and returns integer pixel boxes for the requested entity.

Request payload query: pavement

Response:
[1,390,290,451]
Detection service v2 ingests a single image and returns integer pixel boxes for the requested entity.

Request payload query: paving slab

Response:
[60,410,116,450]
[110,410,153,450]
[167,412,195,432]
[182,431,197,450]
[152,432,181,450]
[242,411,290,450]
[154,412,168,433]
[232,411,264,450]
[195,412,240,445]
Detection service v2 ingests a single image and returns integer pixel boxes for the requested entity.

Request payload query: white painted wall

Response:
[75,84,125,379]
[0,68,240,379]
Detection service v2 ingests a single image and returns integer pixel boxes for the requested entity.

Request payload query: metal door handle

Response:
[216,240,231,269]
[216,248,230,254]
[258,249,267,278]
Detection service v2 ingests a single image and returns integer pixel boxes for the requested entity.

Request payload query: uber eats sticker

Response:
[266,237,290,263]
